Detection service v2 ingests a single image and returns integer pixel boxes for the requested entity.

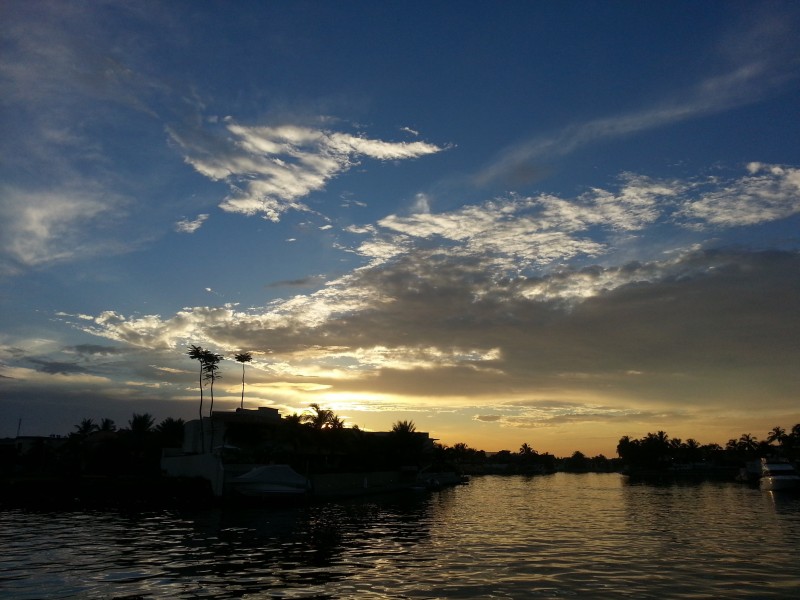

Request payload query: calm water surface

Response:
[2,473,800,598]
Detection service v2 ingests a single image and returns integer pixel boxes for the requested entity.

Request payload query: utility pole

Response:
[16,418,22,438]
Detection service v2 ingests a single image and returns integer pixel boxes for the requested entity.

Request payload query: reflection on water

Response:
[2,474,799,598]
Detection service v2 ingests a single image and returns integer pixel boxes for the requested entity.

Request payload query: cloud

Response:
[475,10,800,189]
[266,275,328,288]
[54,162,800,440]
[0,186,129,273]
[28,358,89,376]
[168,122,444,222]
[71,164,800,371]
[679,163,800,227]
[474,400,664,430]
[174,214,209,233]
[64,344,129,357]
[72,246,800,408]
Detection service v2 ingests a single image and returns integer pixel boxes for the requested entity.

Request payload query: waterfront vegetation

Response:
[4,400,799,481]
[2,348,799,506]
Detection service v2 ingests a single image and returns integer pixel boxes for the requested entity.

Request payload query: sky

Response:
[1,0,800,457]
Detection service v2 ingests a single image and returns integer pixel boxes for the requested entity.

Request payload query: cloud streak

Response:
[475,8,800,189]
[169,122,444,222]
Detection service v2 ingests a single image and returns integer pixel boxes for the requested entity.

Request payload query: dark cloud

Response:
[66,344,128,356]
[266,275,328,288]
[474,415,502,422]
[28,358,89,375]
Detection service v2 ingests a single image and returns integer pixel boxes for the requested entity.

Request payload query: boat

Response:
[759,458,800,491]
[229,464,311,498]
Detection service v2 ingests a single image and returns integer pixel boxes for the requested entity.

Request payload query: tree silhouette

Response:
[74,418,98,438]
[187,345,207,452]
[155,417,185,448]
[738,433,758,456]
[128,412,155,434]
[389,420,425,468]
[519,442,534,456]
[302,403,335,429]
[767,426,786,446]
[99,418,116,432]
[328,415,346,430]
[392,420,417,434]
[202,350,223,449]
[234,351,253,409]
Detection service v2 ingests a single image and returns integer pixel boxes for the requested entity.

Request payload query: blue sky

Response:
[2,0,799,455]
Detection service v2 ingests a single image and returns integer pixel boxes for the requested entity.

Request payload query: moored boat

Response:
[759,458,800,491]
[230,464,311,498]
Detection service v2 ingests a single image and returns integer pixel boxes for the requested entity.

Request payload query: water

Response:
[2,473,800,599]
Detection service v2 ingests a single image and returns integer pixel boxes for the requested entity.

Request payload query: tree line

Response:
[616,425,800,471]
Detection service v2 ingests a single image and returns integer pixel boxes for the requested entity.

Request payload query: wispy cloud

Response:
[169,122,444,222]
[0,186,129,273]
[475,9,800,189]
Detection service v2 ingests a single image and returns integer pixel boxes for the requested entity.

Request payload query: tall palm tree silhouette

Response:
[202,350,223,449]
[187,345,207,452]
[234,352,252,409]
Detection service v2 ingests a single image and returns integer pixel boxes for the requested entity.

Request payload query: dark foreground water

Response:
[2,473,800,599]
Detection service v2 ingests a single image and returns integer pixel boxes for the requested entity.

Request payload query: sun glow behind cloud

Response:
[52,159,800,454]
[2,2,800,455]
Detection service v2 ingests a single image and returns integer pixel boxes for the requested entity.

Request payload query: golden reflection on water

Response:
[2,474,800,598]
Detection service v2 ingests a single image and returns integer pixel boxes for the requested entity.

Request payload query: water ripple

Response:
[2,475,800,598]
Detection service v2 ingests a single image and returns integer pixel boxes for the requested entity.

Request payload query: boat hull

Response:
[759,459,800,491]
[760,476,800,491]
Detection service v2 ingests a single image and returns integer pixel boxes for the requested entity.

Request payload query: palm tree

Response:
[187,344,207,452]
[519,442,534,456]
[234,352,253,409]
[328,415,346,430]
[155,417,185,448]
[683,438,701,463]
[202,350,223,449]
[99,418,116,432]
[302,403,335,430]
[767,426,786,446]
[392,420,417,435]
[128,412,155,434]
[74,418,98,438]
[738,433,758,454]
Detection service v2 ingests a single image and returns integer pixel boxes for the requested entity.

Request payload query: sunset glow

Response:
[2,1,799,456]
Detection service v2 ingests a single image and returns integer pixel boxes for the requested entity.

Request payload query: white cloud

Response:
[174,213,208,233]
[679,163,800,227]
[410,193,432,214]
[69,166,800,401]
[0,186,127,271]
[169,122,444,222]
[175,214,208,233]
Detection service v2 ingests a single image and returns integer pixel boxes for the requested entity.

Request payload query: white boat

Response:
[759,458,800,491]
[230,465,311,498]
